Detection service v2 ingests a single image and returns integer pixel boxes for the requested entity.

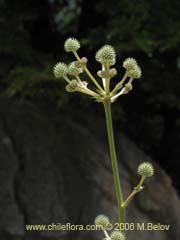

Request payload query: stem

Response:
[76,76,99,97]
[73,52,104,93]
[104,64,110,95]
[103,230,110,239]
[121,176,145,208]
[111,72,128,96]
[103,98,125,229]
[64,76,71,84]
[77,88,98,97]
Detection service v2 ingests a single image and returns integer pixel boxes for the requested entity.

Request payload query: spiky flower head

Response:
[64,38,80,52]
[68,62,83,76]
[53,62,68,79]
[138,162,154,177]
[96,45,116,66]
[123,58,137,71]
[65,80,78,92]
[94,214,110,229]
[127,65,142,79]
[110,231,125,240]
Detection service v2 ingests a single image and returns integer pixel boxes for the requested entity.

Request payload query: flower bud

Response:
[124,82,132,93]
[65,79,78,92]
[94,214,110,229]
[138,162,154,177]
[97,70,103,78]
[81,81,88,88]
[64,38,80,52]
[81,57,88,65]
[53,62,68,79]
[110,231,125,240]
[109,68,117,78]
[123,58,137,71]
[96,45,116,66]
[68,62,83,76]
[127,65,142,79]
[97,70,109,79]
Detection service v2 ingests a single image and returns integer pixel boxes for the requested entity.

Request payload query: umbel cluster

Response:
[53,38,142,103]
[53,38,154,240]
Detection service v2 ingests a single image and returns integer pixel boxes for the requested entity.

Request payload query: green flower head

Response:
[94,214,110,229]
[127,65,142,79]
[96,45,116,66]
[53,62,68,79]
[138,162,154,177]
[123,58,137,71]
[68,62,83,76]
[110,231,125,240]
[64,38,80,52]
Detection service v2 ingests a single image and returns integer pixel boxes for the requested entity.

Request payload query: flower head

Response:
[68,62,83,76]
[123,58,142,79]
[123,58,137,71]
[138,162,154,177]
[94,214,110,229]
[127,65,142,79]
[96,45,116,66]
[65,79,78,92]
[110,231,125,240]
[64,38,80,52]
[53,62,68,79]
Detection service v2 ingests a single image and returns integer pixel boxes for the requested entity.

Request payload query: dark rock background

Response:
[0,99,179,240]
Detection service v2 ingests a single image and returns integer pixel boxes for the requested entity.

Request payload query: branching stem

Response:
[121,176,145,208]
[111,72,128,96]
[73,52,104,93]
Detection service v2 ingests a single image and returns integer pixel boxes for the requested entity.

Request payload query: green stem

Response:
[110,72,127,96]
[73,52,104,93]
[103,99,125,229]
[121,176,145,208]
[104,64,110,94]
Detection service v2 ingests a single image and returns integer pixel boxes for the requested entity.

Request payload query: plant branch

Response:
[111,78,133,102]
[103,230,110,239]
[111,72,128,96]
[121,176,145,208]
[73,52,104,93]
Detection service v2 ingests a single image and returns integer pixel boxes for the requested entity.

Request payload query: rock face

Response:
[0,99,179,240]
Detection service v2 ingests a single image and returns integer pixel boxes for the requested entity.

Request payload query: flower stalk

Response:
[121,176,145,208]
[103,98,125,227]
[73,51,104,93]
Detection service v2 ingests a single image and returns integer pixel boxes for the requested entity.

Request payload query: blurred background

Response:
[0,0,180,239]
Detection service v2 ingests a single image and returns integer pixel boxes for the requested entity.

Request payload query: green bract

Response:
[68,62,83,76]
[94,214,110,229]
[64,37,80,52]
[96,45,116,66]
[110,231,125,240]
[53,62,68,79]
[138,162,154,177]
